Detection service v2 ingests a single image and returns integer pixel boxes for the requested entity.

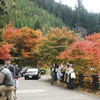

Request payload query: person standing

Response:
[4,58,16,78]
[0,66,14,100]
[61,65,66,82]
[65,63,70,88]
[13,76,18,99]
[56,64,63,86]
[51,64,57,85]
[67,64,75,90]
[15,65,20,77]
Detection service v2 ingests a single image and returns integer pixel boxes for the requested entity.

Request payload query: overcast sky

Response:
[55,0,100,13]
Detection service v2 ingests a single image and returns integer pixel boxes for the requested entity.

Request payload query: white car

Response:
[24,68,41,80]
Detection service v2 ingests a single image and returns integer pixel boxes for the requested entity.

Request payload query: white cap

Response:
[67,63,70,65]
[70,64,72,67]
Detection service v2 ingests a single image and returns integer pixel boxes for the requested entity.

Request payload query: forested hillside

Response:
[31,0,100,36]
[2,0,66,34]
[1,0,100,36]
[0,0,8,28]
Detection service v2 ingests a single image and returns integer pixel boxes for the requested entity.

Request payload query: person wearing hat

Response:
[67,64,75,90]
[0,66,14,100]
[4,58,16,78]
[65,63,70,88]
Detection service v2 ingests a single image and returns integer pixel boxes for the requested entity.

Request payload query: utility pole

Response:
[77,0,80,33]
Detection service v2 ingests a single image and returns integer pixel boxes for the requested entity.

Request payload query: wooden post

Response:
[92,74,99,91]
[79,74,84,87]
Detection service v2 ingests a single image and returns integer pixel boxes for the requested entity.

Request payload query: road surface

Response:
[17,75,100,100]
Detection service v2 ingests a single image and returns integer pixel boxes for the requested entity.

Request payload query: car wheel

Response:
[37,75,41,79]
[21,74,23,77]
[39,74,41,78]
[25,77,28,80]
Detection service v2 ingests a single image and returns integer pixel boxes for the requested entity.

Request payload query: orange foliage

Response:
[3,26,21,42]
[85,32,100,43]
[59,33,100,74]
[2,26,43,58]
[47,27,78,46]
[0,42,12,60]
[59,41,100,66]
[38,27,78,65]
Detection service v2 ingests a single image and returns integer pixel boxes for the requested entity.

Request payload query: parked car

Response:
[24,68,41,80]
[40,70,46,75]
[20,67,29,77]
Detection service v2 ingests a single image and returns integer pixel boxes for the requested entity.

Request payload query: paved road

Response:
[17,75,100,100]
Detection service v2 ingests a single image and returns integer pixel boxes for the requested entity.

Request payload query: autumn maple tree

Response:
[2,24,43,66]
[59,33,100,74]
[39,27,78,65]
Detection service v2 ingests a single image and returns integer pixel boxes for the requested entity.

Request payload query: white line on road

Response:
[17,89,47,94]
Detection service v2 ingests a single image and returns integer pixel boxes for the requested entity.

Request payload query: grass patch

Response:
[74,86,100,97]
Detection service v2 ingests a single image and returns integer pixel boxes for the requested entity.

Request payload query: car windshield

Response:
[27,71,36,73]
[21,68,28,71]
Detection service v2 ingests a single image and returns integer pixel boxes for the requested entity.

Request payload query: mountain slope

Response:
[31,0,100,36]
[6,0,66,34]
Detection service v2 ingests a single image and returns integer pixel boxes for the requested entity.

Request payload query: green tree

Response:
[34,20,42,30]
[0,0,8,28]
[6,0,65,35]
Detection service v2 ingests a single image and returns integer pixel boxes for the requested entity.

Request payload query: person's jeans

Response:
[51,73,55,85]
[0,85,14,100]
[14,88,17,98]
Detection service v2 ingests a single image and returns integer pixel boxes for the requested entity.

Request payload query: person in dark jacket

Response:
[0,66,14,100]
[4,58,16,78]
[15,65,20,77]
[51,64,57,85]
